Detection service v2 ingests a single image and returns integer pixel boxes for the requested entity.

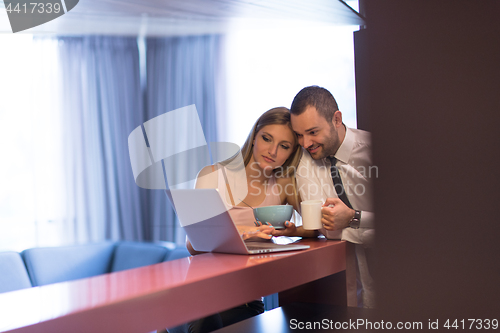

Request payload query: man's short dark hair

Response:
[290,86,339,123]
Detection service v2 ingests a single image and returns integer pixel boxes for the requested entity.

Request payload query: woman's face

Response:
[251,124,296,172]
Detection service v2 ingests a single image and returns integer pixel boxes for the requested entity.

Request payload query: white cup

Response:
[301,200,323,230]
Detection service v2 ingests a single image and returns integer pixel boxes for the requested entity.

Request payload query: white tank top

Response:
[216,164,282,226]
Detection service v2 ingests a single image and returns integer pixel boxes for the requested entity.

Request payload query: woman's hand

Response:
[268,221,320,238]
[238,224,274,241]
[269,221,297,237]
[256,220,298,236]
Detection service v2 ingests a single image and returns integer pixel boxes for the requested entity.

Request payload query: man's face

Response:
[291,105,340,160]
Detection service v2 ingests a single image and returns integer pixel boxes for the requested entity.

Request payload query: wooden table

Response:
[0,239,355,333]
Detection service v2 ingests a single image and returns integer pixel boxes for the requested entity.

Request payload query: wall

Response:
[359,0,500,323]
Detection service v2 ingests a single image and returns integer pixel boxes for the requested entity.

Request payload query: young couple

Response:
[172,86,375,333]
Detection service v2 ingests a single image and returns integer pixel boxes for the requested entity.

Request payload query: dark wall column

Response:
[354,28,370,130]
[361,0,500,322]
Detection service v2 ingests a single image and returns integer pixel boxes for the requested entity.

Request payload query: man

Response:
[274,86,375,308]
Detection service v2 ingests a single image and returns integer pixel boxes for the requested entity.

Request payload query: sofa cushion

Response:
[0,252,32,293]
[165,247,191,261]
[111,241,170,272]
[22,242,115,286]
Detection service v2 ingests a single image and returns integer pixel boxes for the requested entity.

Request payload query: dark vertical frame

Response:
[356,0,500,322]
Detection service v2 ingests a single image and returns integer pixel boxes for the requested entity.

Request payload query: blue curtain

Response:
[52,35,221,245]
[146,35,221,244]
[57,36,146,243]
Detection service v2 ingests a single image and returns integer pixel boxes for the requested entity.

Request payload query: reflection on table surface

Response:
[0,238,346,333]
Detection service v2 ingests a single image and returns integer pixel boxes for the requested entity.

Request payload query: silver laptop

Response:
[168,188,310,254]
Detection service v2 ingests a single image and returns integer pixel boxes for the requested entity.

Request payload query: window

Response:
[0,35,64,251]
[223,24,359,145]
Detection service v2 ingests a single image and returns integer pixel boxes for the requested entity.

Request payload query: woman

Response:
[192,106,302,245]
[170,107,302,333]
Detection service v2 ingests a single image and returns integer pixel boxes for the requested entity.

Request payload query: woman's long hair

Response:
[218,107,303,212]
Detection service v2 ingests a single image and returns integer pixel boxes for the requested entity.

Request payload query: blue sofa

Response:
[0,241,190,293]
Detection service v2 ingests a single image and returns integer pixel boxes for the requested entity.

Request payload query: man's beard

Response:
[310,127,339,160]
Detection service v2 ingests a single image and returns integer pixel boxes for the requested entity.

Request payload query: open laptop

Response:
[168,188,310,254]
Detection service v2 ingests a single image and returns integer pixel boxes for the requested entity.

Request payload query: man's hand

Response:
[321,198,355,231]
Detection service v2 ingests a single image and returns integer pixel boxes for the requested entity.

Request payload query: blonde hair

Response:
[241,107,303,213]
[218,107,303,211]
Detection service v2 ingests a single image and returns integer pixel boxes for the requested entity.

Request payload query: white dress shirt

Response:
[296,126,375,307]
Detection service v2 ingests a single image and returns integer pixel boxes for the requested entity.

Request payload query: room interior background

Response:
[0,0,362,251]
